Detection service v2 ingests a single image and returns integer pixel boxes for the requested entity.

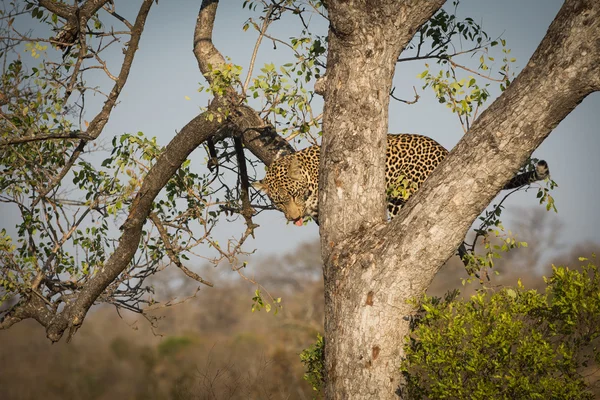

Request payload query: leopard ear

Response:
[252,180,268,193]
[288,158,304,181]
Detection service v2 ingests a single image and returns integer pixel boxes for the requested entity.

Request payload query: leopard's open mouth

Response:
[293,217,304,226]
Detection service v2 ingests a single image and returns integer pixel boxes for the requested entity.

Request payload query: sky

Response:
[4,0,599,276]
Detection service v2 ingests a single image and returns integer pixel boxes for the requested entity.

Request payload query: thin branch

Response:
[31,139,85,209]
[467,186,525,253]
[0,33,75,49]
[144,286,203,312]
[62,12,89,102]
[102,4,133,30]
[243,7,273,93]
[149,212,214,288]
[89,48,117,80]
[397,45,483,63]
[37,198,98,284]
[30,0,154,208]
[448,57,504,83]
[390,86,420,105]
[85,0,153,139]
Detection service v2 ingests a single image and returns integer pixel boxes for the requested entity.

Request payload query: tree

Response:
[0,1,599,398]
[317,1,599,397]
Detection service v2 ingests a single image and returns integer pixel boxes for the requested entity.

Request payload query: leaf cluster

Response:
[401,258,600,399]
[462,159,557,279]
[300,333,325,394]
[405,1,517,132]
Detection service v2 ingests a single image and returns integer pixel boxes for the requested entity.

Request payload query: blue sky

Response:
[6,1,599,272]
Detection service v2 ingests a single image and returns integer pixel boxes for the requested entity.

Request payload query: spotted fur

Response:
[253,134,549,224]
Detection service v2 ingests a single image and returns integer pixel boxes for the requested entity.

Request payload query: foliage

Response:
[300,333,325,394]
[387,174,420,203]
[157,335,194,357]
[251,288,282,314]
[400,257,600,400]
[461,159,558,280]
[405,0,516,133]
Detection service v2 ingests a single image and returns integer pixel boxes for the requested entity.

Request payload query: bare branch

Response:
[448,57,504,82]
[390,86,420,105]
[233,136,258,233]
[103,6,134,30]
[149,212,214,288]
[243,7,273,93]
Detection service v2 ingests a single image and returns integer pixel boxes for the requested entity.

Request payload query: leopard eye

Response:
[271,198,284,207]
[272,195,290,207]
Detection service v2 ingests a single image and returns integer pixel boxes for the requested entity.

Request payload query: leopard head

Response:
[253,156,311,225]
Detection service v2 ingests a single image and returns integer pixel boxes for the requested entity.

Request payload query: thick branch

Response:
[194,0,227,85]
[79,0,111,18]
[319,0,446,243]
[41,110,226,342]
[233,105,295,165]
[37,0,75,19]
[378,0,600,276]
[192,1,294,164]
[0,295,53,330]
[41,0,111,47]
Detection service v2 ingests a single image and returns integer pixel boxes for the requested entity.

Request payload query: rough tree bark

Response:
[319,0,600,398]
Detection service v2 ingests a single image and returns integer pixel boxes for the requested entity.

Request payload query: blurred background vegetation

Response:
[1,209,598,399]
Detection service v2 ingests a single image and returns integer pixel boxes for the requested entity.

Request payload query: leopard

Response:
[253,133,549,225]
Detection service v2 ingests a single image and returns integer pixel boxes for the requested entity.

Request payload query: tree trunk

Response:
[319,0,600,398]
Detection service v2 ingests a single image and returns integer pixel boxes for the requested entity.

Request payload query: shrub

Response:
[400,257,600,399]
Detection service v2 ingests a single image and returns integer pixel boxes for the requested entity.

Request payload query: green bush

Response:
[401,257,600,399]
